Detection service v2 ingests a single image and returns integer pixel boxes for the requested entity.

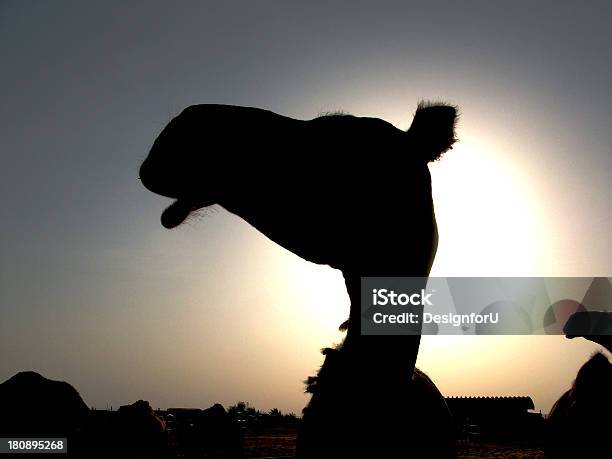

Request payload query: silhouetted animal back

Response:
[546,352,612,458]
[0,371,89,438]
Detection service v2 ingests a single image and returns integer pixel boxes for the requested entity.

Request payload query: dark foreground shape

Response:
[166,404,243,458]
[114,400,167,458]
[0,371,170,458]
[298,364,456,458]
[80,400,169,458]
[0,371,89,440]
[546,352,612,458]
[0,370,245,458]
[140,102,459,458]
[564,310,612,352]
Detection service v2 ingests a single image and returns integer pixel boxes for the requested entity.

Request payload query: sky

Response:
[1,1,610,415]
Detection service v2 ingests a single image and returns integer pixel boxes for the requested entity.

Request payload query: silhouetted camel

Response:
[0,371,89,440]
[0,371,91,458]
[545,311,612,458]
[0,371,173,458]
[140,102,459,457]
[168,404,243,458]
[546,352,611,458]
[113,400,168,459]
[86,400,170,459]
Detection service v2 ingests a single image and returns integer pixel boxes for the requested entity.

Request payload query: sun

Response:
[429,137,544,277]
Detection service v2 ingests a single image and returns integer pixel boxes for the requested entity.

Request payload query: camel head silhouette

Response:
[141,102,459,458]
[140,102,457,274]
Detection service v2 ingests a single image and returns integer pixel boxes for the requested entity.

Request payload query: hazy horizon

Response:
[1,1,610,416]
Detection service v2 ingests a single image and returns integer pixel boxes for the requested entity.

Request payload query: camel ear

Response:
[407,101,458,162]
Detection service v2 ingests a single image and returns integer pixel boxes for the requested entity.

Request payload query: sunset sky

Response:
[1,1,610,415]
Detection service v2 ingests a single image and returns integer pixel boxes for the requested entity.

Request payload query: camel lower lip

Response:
[161,199,193,229]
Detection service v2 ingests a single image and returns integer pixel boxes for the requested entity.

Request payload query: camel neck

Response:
[340,272,424,376]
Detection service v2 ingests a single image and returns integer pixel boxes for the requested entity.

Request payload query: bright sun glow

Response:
[429,136,545,277]
[271,254,349,347]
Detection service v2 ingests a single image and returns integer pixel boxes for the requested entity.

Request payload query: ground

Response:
[242,426,545,458]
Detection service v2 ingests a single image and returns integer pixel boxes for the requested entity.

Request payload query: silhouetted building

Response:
[445,396,544,443]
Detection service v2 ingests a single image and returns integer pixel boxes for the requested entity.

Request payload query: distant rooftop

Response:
[445,396,535,412]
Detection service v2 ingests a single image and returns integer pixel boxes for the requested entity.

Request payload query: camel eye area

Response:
[161,199,193,229]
